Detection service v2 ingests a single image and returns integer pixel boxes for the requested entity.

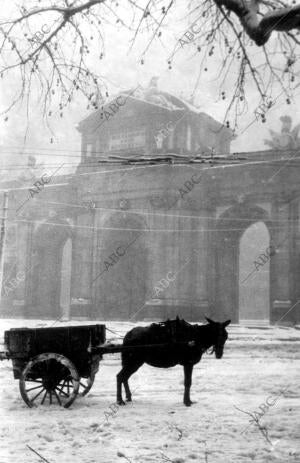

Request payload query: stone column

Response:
[206,201,217,315]
[70,212,93,318]
[270,198,291,323]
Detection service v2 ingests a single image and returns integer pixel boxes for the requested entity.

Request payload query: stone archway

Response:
[94,213,148,320]
[214,203,271,323]
[29,217,73,318]
[239,222,270,323]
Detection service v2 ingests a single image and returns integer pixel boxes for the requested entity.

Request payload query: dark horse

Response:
[117,316,231,406]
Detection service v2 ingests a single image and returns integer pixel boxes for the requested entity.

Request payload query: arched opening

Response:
[239,221,270,323]
[29,218,72,319]
[94,213,147,320]
[214,204,271,323]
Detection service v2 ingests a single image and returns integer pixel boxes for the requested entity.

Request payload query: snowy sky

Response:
[0,1,300,176]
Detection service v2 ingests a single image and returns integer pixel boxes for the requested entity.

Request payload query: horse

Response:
[116,316,231,406]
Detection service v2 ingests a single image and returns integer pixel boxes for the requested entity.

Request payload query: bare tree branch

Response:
[0,0,299,131]
[215,0,300,45]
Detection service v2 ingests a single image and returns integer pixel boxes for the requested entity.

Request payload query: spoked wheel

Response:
[19,353,79,408]
[79,374,95,396]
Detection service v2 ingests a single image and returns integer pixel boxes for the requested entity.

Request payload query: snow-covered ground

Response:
[0,318,299,463]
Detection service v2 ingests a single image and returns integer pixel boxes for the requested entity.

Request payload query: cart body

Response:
[4,324,106,379]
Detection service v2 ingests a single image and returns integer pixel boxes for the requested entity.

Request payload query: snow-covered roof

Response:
[77,82,229,133]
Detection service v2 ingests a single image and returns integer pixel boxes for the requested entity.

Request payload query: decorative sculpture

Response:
[264,115,300,150]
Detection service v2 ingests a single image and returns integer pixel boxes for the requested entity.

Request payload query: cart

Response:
[0,324,106,408]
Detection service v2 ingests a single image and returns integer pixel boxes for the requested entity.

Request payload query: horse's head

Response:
[205,317,231,358]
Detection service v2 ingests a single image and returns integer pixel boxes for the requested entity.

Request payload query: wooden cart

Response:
[1,324,106,408]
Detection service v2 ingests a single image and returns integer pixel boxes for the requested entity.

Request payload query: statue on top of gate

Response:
[264,115,300,150]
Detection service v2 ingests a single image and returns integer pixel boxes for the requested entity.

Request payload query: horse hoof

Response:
[184,401,193,407]
[117,400,126,406]
[126,398,132,402]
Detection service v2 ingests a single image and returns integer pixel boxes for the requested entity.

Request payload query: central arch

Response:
[214,203,271,323]
[94,212,148,320]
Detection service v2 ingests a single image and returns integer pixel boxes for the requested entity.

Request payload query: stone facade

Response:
[1,84,300,325]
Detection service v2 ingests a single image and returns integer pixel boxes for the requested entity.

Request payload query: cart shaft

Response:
[93,340,193,355]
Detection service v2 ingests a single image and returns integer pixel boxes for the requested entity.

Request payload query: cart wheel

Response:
[19,353,79,408]
[79,373,95,396]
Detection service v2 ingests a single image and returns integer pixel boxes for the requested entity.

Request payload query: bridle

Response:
[195,325,226,356]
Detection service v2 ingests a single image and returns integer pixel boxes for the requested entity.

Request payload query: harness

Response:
[152,318,217,355]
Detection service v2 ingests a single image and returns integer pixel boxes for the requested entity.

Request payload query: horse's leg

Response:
[117,365,126,405]
[183,363,194,406]
[117,361,142,405]
[124,378,132,402]
[123,361,144,401]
